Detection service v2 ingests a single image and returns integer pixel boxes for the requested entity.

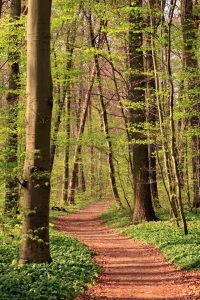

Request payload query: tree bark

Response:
[19,0,52,264]
[149,1,179,221]
[144,0,160,208]
[167,0,188,234]
[61,42,75,201]
[181,0,200,199]
[62,82,71,201]
[4,0,21,214]
[89,103,95,196]
[129,0,157,223]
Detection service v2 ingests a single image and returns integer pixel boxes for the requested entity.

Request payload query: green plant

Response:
[0,218,100,300]
[101,202,200,270]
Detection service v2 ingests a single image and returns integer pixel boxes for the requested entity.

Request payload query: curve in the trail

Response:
[53,200,200,300]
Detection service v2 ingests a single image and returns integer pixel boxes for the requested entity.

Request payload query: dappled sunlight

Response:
[54,201,200,300]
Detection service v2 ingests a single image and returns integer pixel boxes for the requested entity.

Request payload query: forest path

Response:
[53,200,200,300]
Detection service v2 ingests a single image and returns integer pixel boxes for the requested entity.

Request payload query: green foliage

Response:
[101,202,200,270]
[100,201,132,228]
[0,227,100,300]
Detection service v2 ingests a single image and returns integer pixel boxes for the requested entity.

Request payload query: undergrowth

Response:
[100,201,200,270]
[0,199,103,300]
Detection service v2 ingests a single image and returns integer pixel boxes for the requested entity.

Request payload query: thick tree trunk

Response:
[19,0,52,264]
[4,0,21,214]
[129,0,156,223]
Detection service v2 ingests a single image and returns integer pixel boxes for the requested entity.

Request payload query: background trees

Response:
[0,0,200,257]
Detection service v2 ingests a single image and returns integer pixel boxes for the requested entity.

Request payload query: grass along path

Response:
[0,211,100,300]
[53,200,200,299]
[101,202,200,270]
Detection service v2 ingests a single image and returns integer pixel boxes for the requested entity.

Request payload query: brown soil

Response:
[53,200,200,300]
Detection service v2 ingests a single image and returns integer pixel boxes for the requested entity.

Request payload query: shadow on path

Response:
[53,200,200,300]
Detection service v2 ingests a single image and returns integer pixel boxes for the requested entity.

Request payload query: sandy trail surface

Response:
[53,200,200,300]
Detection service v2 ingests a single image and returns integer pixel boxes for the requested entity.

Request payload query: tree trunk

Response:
[149,1,179,221]
[89,103,95,196]
[67,65,96,205]
[95,58,122,206]
[62,84,71,202]
[4,0,21,214]
[104,35,134,190]
[19,0,52,264]
[181,0,200,199]
[79,147,86,192]
[62,42,75,201]
[88,14,122,206]
[168,0,188,234]
[50,46,74,172]
[144,6,160,207]
[98,150,102,198]
[129,0,157,223]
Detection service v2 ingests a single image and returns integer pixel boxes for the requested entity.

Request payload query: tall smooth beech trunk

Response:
[5,0,21,214]
[129,0,156,223]
[19,0,52,264]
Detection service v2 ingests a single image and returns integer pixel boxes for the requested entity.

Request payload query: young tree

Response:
[167,0,188,234]
[19,0,52,264]
[148,0,179,221]
[67,65,96,204]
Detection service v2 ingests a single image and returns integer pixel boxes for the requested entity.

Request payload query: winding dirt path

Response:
[53,200,200,299]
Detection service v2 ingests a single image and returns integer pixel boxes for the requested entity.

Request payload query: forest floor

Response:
[53,200,200,300]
